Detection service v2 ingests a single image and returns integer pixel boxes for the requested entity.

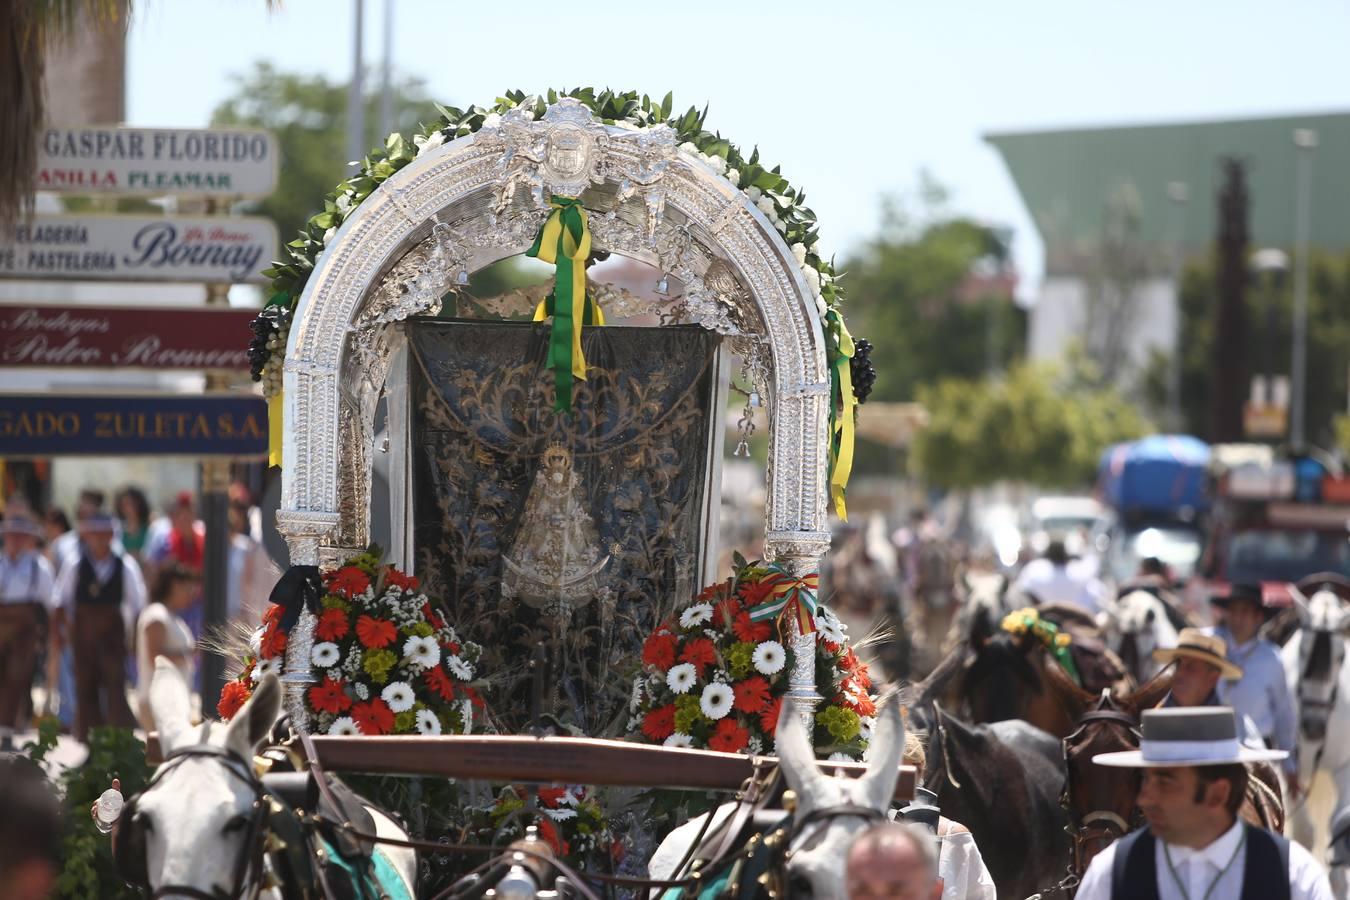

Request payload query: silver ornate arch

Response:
[277,99,833,717]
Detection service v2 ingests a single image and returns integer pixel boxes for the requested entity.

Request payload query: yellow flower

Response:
[1055,633,1071,648]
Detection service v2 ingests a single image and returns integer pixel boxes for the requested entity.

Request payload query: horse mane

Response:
[1036,602,1100,632]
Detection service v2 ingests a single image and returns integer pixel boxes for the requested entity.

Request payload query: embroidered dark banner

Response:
[407,320,719,735]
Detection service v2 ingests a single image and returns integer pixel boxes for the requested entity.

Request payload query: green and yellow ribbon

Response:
[526,196,605,411]
[826,310,856,521]
[747,565,820,637]
[1001,607,1080,686]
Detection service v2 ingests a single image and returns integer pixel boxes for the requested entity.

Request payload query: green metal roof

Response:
[986,111,1350,275]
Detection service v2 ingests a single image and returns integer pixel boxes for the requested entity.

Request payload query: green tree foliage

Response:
[1146,249,1350,446]
[913,362,1151,489]
[841,191,1026,402]
[211,62,442,254]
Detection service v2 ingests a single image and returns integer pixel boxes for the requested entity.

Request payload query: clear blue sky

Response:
[127,0,1350,296]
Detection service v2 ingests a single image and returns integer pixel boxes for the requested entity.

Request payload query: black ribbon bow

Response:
[268,565,323,633]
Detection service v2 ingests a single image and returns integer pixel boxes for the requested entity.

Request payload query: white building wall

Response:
[1028,275,1179,377]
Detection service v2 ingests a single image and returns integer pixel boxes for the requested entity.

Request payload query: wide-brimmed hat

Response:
[1094,708,1287,768]
[1209,583,1281,618]
[1152,628,1244,680]
[0,512,42,538]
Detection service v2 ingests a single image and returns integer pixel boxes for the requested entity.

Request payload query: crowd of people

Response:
[0,484,277,748]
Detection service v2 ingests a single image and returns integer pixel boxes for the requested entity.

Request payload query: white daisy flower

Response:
[311,642,340,668]
[403,635,440,670]
[352,682,370,701]
[700,683,734,720]
[252,657,281,682]
[328,717,359,736]
[415,709,442,735]
[663,733,694,748]
[815,612,847,646]
[381,681,415,713]
[666,663,697,694]
[447,655,474,680]
[752,641,786,675]
[679,603,713,629]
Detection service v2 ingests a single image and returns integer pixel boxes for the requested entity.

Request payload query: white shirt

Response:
[135,603,195,706]
[0,549,55,610]
[937,825,996,900]
[1207,626,1299,774]
[1076,820,1334,900]
[52,550,147,638]
[1014,558,1107,614]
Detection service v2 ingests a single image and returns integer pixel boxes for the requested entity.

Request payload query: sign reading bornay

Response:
[37,126,278,197]
[0,215,276,283]
[0,395,267,457]
[0,304,254,369]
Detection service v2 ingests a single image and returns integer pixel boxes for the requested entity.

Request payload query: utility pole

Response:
[378,0,394,141]
[1290,128,1318,449]
[346,0,366,169]
[1212,158,1250,443]
[1165,181,1189,430]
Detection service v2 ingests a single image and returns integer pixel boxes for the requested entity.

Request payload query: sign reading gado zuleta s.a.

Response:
[0,215,276,283]
[0,305,255,369]
[36,126,278,197]
[0,395,268,457]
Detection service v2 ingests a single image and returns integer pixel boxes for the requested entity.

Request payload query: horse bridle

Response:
[116,723,273,900]
[1062,707,1141,877]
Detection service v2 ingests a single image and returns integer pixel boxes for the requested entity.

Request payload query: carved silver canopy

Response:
[277,98,833,575]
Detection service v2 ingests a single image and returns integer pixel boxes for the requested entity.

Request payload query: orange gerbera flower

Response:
[315,608,349,641]
[325,565,371,598]
[732,676,771,714]
[308,677,352,715]
[217,681,251,720]
[260,625,288,659]
[355,615,397,649]
[708,718,750,753]
[351,699,395,735]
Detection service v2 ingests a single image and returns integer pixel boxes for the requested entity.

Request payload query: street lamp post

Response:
[1290,128,1318,449]
[1165,181,1189,430]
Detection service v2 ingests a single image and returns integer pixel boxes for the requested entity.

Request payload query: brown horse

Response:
[1061,685,1287,879]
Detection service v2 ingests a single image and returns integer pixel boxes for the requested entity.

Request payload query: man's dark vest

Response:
[1111,822,1291,900]
[76,555,124,606]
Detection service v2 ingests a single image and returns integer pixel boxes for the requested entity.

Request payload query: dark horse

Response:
[1061,685,1287,879]
[909,651,1071,900]
[958,604,1135,738]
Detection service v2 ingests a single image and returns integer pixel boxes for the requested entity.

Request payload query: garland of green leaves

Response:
[248,88,874,515]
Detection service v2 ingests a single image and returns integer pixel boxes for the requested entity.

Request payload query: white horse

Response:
[1100,590,1180,684]
[648,698,905,899]
[1282,584,1350,884]
[132,658,417,898]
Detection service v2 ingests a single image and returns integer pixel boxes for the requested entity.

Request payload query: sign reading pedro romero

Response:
[0,304,255,369]
[37,126,278,197]
[0,395,267,457]
[0,214,276,283]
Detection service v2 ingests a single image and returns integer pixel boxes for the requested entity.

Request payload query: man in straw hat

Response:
[0,506,54,749]
[50,512,145,741]
[1076,707,1332,899]
[1208,584,1299,790]
[1153,628,1264,748]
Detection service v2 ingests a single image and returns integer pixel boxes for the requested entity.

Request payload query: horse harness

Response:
[1062,707,1142,880]
[115,723,280,900]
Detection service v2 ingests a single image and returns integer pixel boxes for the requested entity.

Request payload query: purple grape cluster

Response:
[850,338,876,404]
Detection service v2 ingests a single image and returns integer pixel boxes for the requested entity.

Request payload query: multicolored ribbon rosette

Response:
[526,195,606,412]
[747,565,820,638]
[1001,607,1081,686]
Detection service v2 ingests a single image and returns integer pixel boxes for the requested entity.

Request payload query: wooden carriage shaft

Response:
[145,733,916,802]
